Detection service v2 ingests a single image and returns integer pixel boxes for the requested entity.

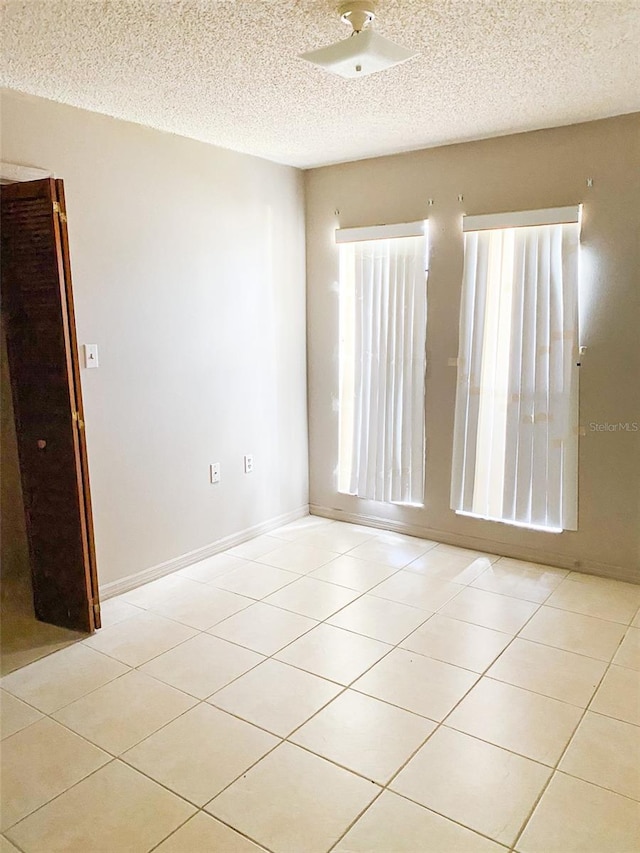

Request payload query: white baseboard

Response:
[99,504,309,599]
[310,504,638,585]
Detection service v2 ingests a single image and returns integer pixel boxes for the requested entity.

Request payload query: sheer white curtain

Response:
[338,232,427,505]
[451,217,580,530]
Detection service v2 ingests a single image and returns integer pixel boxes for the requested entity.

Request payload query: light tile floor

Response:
[1,515,639,852]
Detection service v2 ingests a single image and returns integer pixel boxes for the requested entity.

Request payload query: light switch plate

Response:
[84,344,99,368]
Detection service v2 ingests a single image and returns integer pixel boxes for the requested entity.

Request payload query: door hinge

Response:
[53,200,67,222]
[72,411,85,429]
[93,601,101,617]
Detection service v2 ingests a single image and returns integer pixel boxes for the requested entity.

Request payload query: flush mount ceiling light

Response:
[300,1,418,79]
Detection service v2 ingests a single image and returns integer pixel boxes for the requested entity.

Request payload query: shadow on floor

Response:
[1,569,85,676]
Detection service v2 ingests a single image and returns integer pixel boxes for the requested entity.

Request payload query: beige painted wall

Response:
[1,90,309,589]
[305,114,640,581]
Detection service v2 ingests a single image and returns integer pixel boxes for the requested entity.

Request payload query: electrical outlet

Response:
[243,454,254,474]
[210,462,221,484]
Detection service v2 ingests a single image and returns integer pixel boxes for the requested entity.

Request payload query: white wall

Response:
[305,114,640,583]
[3,90,637,591]
[1,90,309,590]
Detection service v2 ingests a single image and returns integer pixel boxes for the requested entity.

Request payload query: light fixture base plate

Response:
[338,2,376,33]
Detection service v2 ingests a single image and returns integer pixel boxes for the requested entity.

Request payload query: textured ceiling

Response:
[2,1,639,168]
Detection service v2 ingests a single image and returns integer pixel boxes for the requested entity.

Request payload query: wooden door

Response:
[1,178,100,632]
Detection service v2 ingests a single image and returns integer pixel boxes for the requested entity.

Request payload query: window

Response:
[337,221,428,506]
[450,206,581,531]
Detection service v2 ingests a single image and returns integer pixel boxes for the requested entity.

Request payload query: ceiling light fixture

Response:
[300,1,418,79]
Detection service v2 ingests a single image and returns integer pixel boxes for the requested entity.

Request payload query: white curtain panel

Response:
[339,234,427,505]
[450,222,580,530]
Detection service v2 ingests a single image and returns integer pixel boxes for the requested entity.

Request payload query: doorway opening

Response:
[1,177,100,673]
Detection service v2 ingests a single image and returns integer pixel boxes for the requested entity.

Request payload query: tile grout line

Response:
[322,610,536,852]
[1,614,636,790]
[3,528,638,850]
[0,574,621,752]
[4,543,415,768]
[193,553,562,849]
[143,812,200,853]
[5,545,376,715]
[326,585,577,850]
[2,538,630,696]
[3,758,120,838]
[0,541,422,836]
[369,581,629,851]
[146,810,275,853]
[508,604,637,852]
[108,542,490,846]
[10,567,633,846]
[325,789,388,852]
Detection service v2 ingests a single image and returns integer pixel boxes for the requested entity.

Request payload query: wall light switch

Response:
[210,463,221,484]
[84,344,99,369]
